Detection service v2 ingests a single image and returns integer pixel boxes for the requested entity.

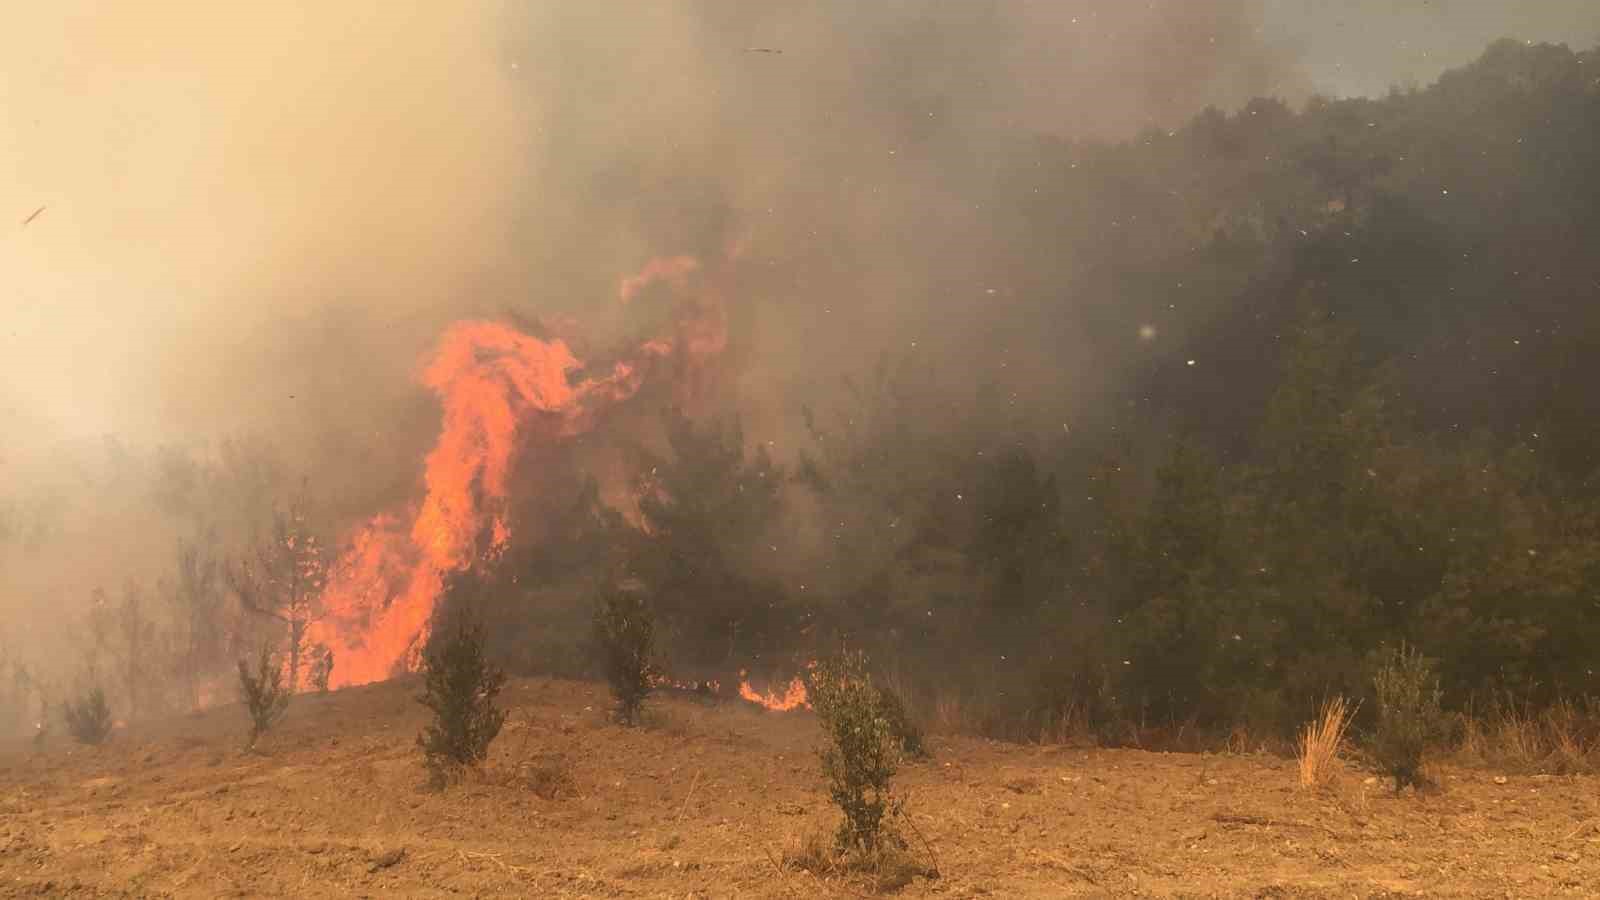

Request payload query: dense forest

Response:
[4,39,1599,746]
[472,38,1600,741]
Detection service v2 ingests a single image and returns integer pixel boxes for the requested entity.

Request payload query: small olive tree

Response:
[808,650,904,851]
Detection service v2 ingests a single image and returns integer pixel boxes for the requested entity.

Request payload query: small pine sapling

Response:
[62,685,113,745]
[592,589,659,725]
[1372,642,1444,794]
[238,646,291,749]
[416,617,507,787]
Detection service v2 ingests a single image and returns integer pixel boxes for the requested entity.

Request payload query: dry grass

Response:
[1035,705,1094,747]
[523,757,579,799]
[1450,696,1597,774]
[932,691,970,736]
[1545,700,1594,774]
[1494,702,1544,766]
[1297,696,1354,790]
[782,824,935,893]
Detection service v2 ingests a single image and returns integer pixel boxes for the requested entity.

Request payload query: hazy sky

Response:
[1265,0,1599,97]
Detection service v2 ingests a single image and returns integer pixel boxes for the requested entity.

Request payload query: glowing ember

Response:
[302,255,727,690]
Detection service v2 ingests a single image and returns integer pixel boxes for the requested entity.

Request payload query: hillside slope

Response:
[2,678,1597,898]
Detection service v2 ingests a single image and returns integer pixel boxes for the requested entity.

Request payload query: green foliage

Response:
[592,589,659,725]
[1371,643,1444,793]
[62,685,113,746]
[237,646,291,748]
[416,617,507,786]
[808,651,904,851]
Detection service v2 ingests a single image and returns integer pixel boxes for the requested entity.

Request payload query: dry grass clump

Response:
[1453,695,1597,773]
[783,824,935,893]
[932,691,969,735]
[1296,696,1355,790]
[1541,699,1594,774]
[515,754,579,800]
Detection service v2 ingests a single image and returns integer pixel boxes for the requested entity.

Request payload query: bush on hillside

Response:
[592,589,659,726]
[238,646,291,749]
[62,685,113,746]
[416,616,507,787]
[1371,642,1444,794]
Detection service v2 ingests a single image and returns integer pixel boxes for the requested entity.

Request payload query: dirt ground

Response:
[2,677,1597,899]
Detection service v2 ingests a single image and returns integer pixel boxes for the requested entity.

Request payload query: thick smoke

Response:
[3,1,1592,684]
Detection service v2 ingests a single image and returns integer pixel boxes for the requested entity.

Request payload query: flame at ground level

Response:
[738,674,810,712]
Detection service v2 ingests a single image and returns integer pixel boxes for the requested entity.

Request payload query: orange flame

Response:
[738,669,812,712]
[303,255,727,689]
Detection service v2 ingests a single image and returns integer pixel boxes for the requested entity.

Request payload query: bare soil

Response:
[2,677,1597,898]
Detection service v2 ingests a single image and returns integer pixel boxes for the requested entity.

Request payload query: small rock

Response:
[1494,776,1509,785]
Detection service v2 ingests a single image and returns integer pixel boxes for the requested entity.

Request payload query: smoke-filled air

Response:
[4,2,1600,894]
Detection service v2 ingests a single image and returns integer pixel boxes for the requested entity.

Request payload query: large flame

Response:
[304,256,726,689]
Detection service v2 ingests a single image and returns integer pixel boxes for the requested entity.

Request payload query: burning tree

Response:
[226,486,329,692]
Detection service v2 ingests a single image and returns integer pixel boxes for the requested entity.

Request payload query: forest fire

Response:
[302,256,727,689]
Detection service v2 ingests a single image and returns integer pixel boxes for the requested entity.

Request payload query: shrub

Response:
[416,616,507,787]
[62,686,113,745]
[1296,696,1354,789]
[808,650,904,852]
[592,589,659,726]
[238,646,291,749]
[1371,642,1443,794]
[309,644,334,694]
